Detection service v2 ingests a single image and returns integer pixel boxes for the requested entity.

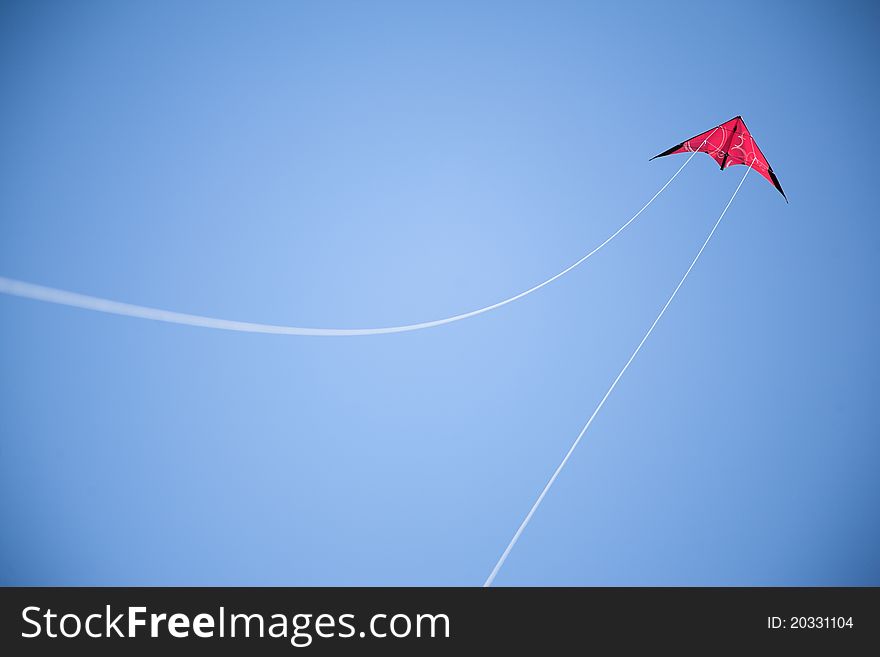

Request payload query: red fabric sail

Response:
[651,116,786,200]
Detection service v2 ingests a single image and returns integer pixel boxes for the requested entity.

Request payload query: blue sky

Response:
[1,1,878,585]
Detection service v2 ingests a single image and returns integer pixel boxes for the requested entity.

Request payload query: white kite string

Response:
[483,158,753,587]
[0,145,710,337]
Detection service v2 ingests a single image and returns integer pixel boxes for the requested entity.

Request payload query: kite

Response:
[651,115,786,201]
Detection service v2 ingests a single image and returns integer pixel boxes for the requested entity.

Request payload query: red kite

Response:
[651,115,786,201]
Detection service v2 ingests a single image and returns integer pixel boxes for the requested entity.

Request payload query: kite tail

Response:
[483,160,753,587]
[0,148,708,337]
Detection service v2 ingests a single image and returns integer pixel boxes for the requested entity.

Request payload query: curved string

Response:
[0,146,710,337]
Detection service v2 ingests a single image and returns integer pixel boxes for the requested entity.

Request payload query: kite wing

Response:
[651,115,786,201]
